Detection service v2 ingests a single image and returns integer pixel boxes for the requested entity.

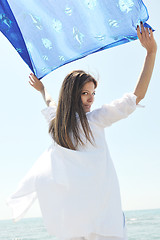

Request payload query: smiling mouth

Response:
[83,105,92,112]
[84,105,91,109]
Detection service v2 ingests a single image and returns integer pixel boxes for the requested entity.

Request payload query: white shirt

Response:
[7,93,138,239]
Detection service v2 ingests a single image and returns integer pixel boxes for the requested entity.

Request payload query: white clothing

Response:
[7,93,138,239]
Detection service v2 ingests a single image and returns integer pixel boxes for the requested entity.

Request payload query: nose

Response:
[87,94,94,103]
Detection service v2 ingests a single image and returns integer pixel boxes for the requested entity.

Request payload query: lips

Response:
[83,105,91,112]
[84,105,91,108]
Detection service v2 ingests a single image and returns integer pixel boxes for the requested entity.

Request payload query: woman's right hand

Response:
[29,73,44,92]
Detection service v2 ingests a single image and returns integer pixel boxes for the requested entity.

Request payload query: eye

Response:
[92,92,96,96]
[82,92,88,95]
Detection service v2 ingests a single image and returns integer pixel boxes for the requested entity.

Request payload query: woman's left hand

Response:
[134,22,157,104]
[137,22,157,55]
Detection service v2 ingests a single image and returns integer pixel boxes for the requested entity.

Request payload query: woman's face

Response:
[81,81,96,113]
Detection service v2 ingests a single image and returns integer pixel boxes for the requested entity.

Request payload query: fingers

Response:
[137,25,142,41]
[150,28,153,39]
[140,21,146,37]
[137,22,152,41]
[29,75,34,86]
[29,73,39,82]
[29,73,44,91]
[29,73,38,85]
[29,77,34,86]
[29,73,37,88]
[145,27,150,40]
[136,22,157,53]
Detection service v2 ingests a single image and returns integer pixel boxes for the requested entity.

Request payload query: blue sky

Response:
[0,0,160,220]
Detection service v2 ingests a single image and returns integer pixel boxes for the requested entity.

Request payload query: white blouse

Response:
[7,93,138,239]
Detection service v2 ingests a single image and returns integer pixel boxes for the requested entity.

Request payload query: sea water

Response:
[0,209,159,240]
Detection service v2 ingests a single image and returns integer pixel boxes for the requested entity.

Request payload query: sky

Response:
[0,0,160,220]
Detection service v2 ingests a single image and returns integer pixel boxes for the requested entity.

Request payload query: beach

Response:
[0,209,159,240]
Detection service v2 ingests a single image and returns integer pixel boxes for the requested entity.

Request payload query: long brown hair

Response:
[49,70,97,150]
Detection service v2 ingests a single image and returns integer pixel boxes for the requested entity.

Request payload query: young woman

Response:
[8,23,157,240]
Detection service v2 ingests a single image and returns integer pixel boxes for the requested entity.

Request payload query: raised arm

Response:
[134,22,157,104]
[29,73,56,107]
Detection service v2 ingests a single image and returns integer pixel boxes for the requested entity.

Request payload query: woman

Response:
[8,23,157,240]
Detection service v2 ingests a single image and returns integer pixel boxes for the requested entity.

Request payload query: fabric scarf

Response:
[0,0,151,79]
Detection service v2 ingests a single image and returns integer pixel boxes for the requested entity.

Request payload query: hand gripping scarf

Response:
[0,0,152,79]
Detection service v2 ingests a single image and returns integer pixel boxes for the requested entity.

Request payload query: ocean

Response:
[0,209,159,240]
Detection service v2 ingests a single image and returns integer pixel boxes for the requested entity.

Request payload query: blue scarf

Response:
[0,0,152,79]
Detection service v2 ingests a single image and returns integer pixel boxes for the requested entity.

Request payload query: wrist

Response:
[147,46,157,56]
[40,86,45,93]
[146,50,157,57]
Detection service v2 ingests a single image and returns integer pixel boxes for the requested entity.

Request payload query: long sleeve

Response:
[7,169,37,221]
[41,105,57,124]
[7,106,57,221]
[87,93,138,128]
[7,146,53,221]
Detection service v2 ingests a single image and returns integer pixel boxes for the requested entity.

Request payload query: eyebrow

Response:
[82,90,95,92]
